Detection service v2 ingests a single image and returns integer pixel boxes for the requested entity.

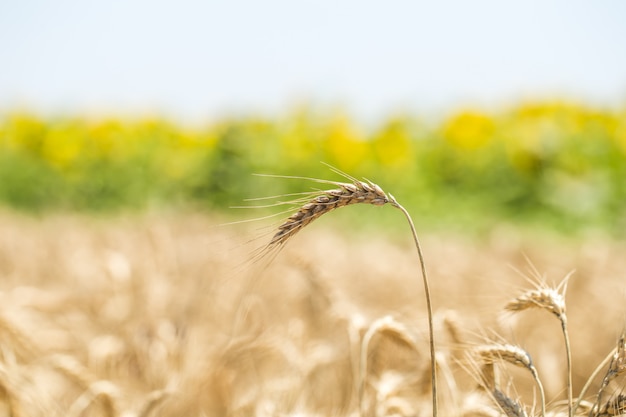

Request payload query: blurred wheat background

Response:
[1,1,626,416]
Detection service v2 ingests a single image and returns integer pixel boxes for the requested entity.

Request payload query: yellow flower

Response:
[371,117,413,167]
[324,113,369,171]
[41,122,85,169]
[443,110,494,149]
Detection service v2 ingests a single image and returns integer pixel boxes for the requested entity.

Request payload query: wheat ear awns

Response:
[262,165,439,417]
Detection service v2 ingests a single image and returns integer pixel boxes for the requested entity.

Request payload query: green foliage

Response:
[1,101,625,235]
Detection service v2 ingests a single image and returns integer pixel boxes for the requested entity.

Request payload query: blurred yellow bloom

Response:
[443,110,494,149]
[615,113,626,155]
[324,114,369,171]
[371,118,413,167]
[87,119,128,158]
[3,113,46,152]
[41,123,85,170]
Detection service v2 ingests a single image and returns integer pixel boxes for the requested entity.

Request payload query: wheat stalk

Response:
[259,165,439,416]
[504,274,573,417]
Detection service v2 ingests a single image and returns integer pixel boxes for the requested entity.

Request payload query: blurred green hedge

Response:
[1,101,625,235]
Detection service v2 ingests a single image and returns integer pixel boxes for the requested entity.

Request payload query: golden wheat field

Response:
[0,208,624,417]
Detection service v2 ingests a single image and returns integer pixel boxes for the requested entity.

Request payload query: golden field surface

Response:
[0,210,624,416]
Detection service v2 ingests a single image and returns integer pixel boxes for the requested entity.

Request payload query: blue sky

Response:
[1,0,625,123]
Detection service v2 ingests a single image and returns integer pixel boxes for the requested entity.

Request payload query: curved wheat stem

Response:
[388,193,438,417]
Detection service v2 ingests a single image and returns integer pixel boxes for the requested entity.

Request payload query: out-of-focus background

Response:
[2,0,625,234]
[0,2,625,416]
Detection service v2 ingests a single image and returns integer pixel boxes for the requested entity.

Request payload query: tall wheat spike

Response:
[258,165,439,416]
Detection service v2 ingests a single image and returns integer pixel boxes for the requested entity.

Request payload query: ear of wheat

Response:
[268,178,389,246]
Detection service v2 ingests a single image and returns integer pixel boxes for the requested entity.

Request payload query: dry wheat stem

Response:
[387,193,438,417]
[264,166,438,417]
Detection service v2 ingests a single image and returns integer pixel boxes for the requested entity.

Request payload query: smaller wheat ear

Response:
[476,344,546,417]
